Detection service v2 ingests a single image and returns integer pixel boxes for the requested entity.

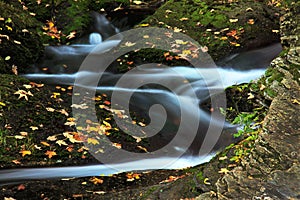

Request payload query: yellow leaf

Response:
[220,36,228,40]
[229,18,238,23]
[51,92,60,98]
[20,150,31,157]
[41,141,50,146]
[23,84,32,89]
[47,135,57,141]
[218,168,230,174]
[175,39,188,45]
[46,107,55,112]
[139,23,149,27]
[30,126,38,131]
[5,56,10,60]
[5,25,12,31]
[15,135,25,139]
[45,150,57,158]
[179,17,189,21]
[133,0,142,4]
[0,102,6,106]
[87,138,99,145]
[58,109,69,116]
[56,140,68,146]
[203,178,211,185]
[292,99,300,105]
[181,49,191,55]
[13,40,21,44]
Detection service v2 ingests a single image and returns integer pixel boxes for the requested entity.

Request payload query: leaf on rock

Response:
[87,138,99,145]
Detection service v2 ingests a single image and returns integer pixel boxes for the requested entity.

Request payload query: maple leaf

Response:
[14,90,33,101]
[19,150,31,157]
[45,150,57,158]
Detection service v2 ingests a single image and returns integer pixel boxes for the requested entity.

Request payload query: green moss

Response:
[140,0,280,61]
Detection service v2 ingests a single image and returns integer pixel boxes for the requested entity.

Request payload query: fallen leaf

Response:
[12,160,21,165]
[17,184,25,191]
[19,150,31,157]
[203,178,211,185]
[45,150,57,158]
[218,168,230,174]
[124,41,136,47]
[180,17,189,21]
[14,90,33,101]
[56,140,68,146]
[247,19,255,25]
[87,138,99,145]
[112,143,122,149]
[30,126,38,131]
[229,18,239,23]
[247,93,255,99]
[71,103,88,109]
[41,141,50,146]
[292,99,300,105]
[46,107,55,112]
[47,135,57,141]
[90,177,103,185]
[15,135,25,139]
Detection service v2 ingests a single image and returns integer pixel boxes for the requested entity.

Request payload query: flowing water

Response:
[0,13,282,184]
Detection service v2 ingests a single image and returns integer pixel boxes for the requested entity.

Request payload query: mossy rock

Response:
[140,0,281,61]
[0,74,96,166]
[0,1,44,74]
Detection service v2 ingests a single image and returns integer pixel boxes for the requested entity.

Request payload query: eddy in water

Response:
[0,12,282,184]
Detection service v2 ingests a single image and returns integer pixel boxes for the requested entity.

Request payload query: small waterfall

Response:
[0,12,282,184]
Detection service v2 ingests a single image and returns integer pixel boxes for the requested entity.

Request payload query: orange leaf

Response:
[45,150,57,158]
[104,100,111,105]
[90,177,104,185]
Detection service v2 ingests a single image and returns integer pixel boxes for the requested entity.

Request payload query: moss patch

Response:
[0,1,44,73]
